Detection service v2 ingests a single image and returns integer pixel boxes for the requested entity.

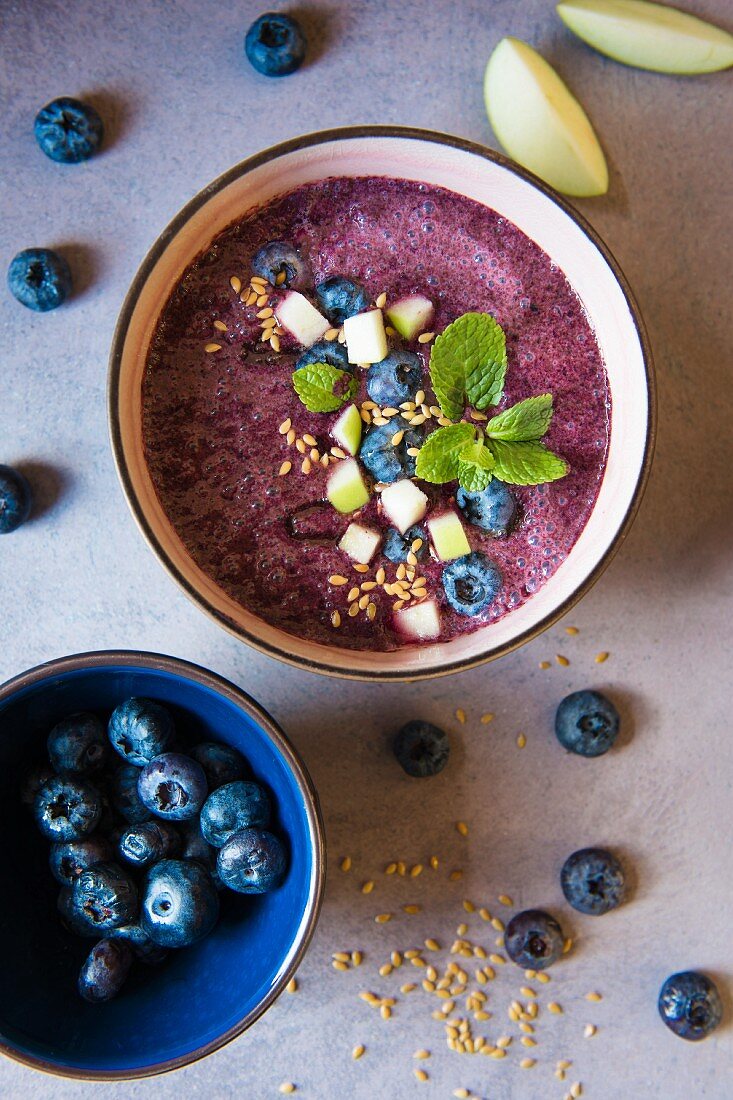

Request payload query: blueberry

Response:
[442,552,503,616]
[456,481,518,537]
[109,922,168,965]
[200,780,270,848]
[295,337,352,373]
[141,859,219,948]
[109,763,152,824]
[555,691,620,757]
[217,827,287,894]
[366,351,422,406]
[49,836,113,887]
[190,741,247,790]
[560,848,626,915]
[505,909,565,971]
[0,465,32,533]
[393,720,449,778]
[34,96,103,163]
[57,888,98,938]
[108,697,174,766]
[382,524,428,564]
[20,763,54,807]
[34,776,101,841]
[179,818,215,863]
[7,248,71,312]
[244,12,306,77]
[118,821,180,868]
[47,712,109,775]
[78,939,132,1003]
[252,239,308,287]
[137,753,207,821]
[71,862,139,932]
[315,276,370,324]
[658,971,723,1041]
[360,422,422,483]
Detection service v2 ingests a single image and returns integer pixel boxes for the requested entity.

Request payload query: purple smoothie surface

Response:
[142,176,610,652]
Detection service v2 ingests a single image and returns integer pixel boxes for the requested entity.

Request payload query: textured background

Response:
[1,1,732,1097]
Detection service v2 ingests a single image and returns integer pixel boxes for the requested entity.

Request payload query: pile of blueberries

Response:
[392,691,723,1042]
[25,697,288,1003]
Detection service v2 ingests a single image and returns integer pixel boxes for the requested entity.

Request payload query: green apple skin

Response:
[327,459,370,514]
[557,0,733,74]
[428,512,471,562]
[386,295,435,341]
[332,403,362,456]
[484,37,608,198]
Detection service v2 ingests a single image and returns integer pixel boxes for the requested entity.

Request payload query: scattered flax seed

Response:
[278,461,292,477]
[360,409,371,424]
[556,654,570,667]
[479,907,491,921]
[491,917,504,932]
[469,409,488,421]
[536,971,551,984]
[557,1060,572,1070]
[352,951,362,966]
[375,291,388,309]
[324,327,339,341]
[455,707,467,724]
[278,1084,296,1095]
[286,977,297,993]
[489,1048,506,1060]
[229,276,242,293]
[390,951,402,968]
[391,429,405,446]
[413,1069,428,1083]
[563,938,573,954]
[379,963,392,977]
[385,325,397,337]
[358,594,370,610]
[404,949,419,959]
[352,1044,365,1060]
[278,417,292,435]
[340,856,352,872]
[332,951,350,963]
[337,328,346,343]
[489,954,506,966]
[403,904,421,915]
[361,580,377,592]
[480,713,494,725]
[213,319,228,332]
[302,433,317,447]
[415,390,426,406]
[373,415,389,426]
[429,855,439,870]
[275,270,287,286]
[393,599,406,611]
[310,448,320,462]
[406,446,420,457]
[462,900,475,914]
[453,1090,470,1099]
[413,1050,430,1060]
[570,1085,583,1099]
[521,1036,537,1048]
[321,454,329,468]
[410,864,423,877]
[417,331,434,344]
[245,291,258,306]
[401,982,417,994]
[286,429,296,445]
[380,1004,392,1020]
[375,566,386,585]
[520,1058,537,1069]
[332,960,348,972]
[585,991,603,1002]
[455,821,469,838]
[256,307,274,319]
[595,651,610,663]
[584,1023,597,1038]
[256,293,269,307]
[361,880,374,895]
[521,986,537,999]
[449,870,463,881]
[517,732,527,749]
[375,913,392,924]
[301,457,312,475]
[382,407,399,417]
[295,438,307,454]
[565,625,579,635]
[204,343,222,353]
[348,602,360,618]
[539,660,551,669]
[330,574,348,586]
[250,275,268,288]
[425,938,440,952]
[519,1022,534,1035]
[411,413,426,425]
[548,1002,563,1015]
[347,587,360,602]
[496,1036,512,1049]
[353,563,370,573]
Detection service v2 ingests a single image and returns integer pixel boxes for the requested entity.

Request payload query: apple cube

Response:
[428,511,471,562]
[338,522,381,565]
[380,479,428,535]
[386,295,435,341]
[344,308,388,365]
[394,598,441,642]
[326,458,370,514]
[275,291,330,347]
[331,403,362,456]
[484,37,608,197]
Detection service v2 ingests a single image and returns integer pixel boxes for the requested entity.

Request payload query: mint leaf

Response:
[430,312,507,419]
[415,423,476,483]
[486,394,554,441]
[488,439,568,486]
[457,441,495,492]
[292,362,357,413]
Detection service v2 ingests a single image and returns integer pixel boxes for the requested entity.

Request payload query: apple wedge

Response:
[386,295,435,341]
[344,308,388,365]
[394,599,442,642]
[326,458,370,514]
[275,291,330,347]
[331,403,362,456]
[427,512,471,562]
[557,0,733,74]
[484,37,608,197]
[338,522,381,565]
[380,479,429,535]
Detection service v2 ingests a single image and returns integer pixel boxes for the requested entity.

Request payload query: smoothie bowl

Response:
[110,127,654,680]
[0,652,324,1078]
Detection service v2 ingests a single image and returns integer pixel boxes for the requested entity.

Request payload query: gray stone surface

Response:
[0,0,731,1096]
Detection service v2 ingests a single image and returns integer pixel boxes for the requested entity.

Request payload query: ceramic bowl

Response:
[109,126,655,681]
[0,651,324,1079]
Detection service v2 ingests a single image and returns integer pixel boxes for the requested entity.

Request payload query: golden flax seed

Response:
[584,1024,597,1038]
[332,960,348,972]
[286,977,297,993]
[517,732,527,748]
[204,343,221,353]
[309,448,320,463]
[491,917,504,932]
[348,602,360,618]
[256,307,274,319]
[278,1084,296,1095]
[455,707,466,724]
[347,587,360,602]
[595,651,609,663]
[521,1036,537,1048]
[324,327,339,341]
[556,654,570,667]
[332,951,350,962]
[229,276,242,293]
[449,870,463,881]
[375,913,391,924]
[375,292,387,309]
[351,951,362,966]
[380,1004,391,1020]
[414,1069,428,1082]
[570,1085,583,1099]
[520,1058,536,1069]
[275,271,287,286]
[536,971,550,984]
[585,991,602,1002]
[429,855,438,870]
[417,331,434,344]
[372,415,389,426]
[548,1002,563,1014]
[245,291,258,306]
[278,461,292,476]
[456,822,468,838]
[352,1044,365,1060]
[404,904,421,915]
[382,407,399,417]
[519,1022,534,1035]
[425,939,440,952]
[521,987,537,999]
[286,429,296,446]
[361,880,374,895]
[410,864,423,877]
[256,293,269,307]
[539,660,551,669]
[301,457,312,474]
[489,954,505,965]
[391,430,405,446]
[353,563,370,573]
[379,963,392,977]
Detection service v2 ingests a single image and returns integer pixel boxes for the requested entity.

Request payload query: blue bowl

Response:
[0,651,324,1079]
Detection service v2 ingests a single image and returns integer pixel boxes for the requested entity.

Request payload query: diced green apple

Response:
[557,0,733,74]
[326,458,370,514]
[344,308,388,365]
[331,403,362,456]
[394,598,442,642]
[386,295,435,341]
[338,522,382,565]
[427,512,471,562]
[484,37,608,197]
[275,291,330,347]
[380,479,429,535]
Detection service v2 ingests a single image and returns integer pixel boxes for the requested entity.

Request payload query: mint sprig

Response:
[488,439,568,485]
[486,394,554,441]
[292,362,357,413]
[415,423,475,483]
[457,441,495,492]
[430,312,507,420]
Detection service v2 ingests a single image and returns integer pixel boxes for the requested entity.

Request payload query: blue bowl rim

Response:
[0,649,326,1081]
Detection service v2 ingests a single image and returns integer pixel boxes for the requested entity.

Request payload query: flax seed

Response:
[286,977,297,993]
[403,904,421,915]
[351,950,362,966]
[353,563,370,573]
[456,822,468,837]
[374,913,391,924]
[595,651,610,663]
[455,707,466,724]
[548,1002,563,1014]
[286,428,296,445]
[275,271,287,285]
[391,430,405,446]
[556,654,570,667]
[278,461,292,476]
[539,660,551,669]
[585,991,602,1002]
[278,1084,296,1095]
[380,1004,391,1020]
[301,457,312,474]
[324,327,339,341]
[204,343,221,353]
[348,602,359,618]
[375,291,387,309]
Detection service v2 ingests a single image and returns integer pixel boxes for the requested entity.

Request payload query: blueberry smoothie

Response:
[142,176,609,652]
